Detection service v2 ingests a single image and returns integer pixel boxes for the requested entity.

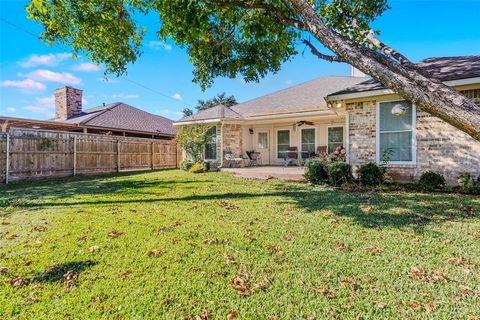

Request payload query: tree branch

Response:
[302,39,345,62]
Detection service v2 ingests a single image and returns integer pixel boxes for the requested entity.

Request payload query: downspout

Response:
[219,121,225,168]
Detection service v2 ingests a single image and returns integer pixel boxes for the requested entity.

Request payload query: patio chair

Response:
[224,151,245,168]
[246,151,262,167]
[284,146,300,167]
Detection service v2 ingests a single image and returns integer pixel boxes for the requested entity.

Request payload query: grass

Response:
[0,169,479,319]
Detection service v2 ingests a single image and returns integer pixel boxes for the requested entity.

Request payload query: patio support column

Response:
[219,122,224,168]
[345,112,350,163]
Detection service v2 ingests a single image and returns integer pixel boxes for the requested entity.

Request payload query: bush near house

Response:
[189,163,204,173]
[304,159,328,185]
[179,160,194,171]
[326,162,352,186]
[358,162,386,187]
[419,171,446,191]
[458,174,480,195]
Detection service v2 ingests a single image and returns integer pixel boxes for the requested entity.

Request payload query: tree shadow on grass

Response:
[14,183,480,230]
[34,260,96,284]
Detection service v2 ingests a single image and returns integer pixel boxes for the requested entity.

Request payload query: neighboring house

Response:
[0,86,175,139]
[173,56,480,183]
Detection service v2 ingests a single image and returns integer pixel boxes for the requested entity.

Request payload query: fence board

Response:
[1,128,177,183]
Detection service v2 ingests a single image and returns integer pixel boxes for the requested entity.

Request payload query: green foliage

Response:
[181,108,194,117]
[304,159,328,185]
[179,160,193,171]
[419,171,446,191]
[188,162,204,173]
[326,162,352,186]
[0,170,479,318]
[358,162,385,186]
[197,93,237,111]
[25,0,388,89]
[202,161,211,172]
[174,124,210,162]
[458,174,480,195]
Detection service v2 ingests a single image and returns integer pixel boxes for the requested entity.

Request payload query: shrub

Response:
[304,159,328,184]
[179,160,193,171]
[458,174,480,195]
[358,162,385,186]
[326,162,352,186]
[202,161,211,172]
[419,171,446,191]
[189,163,204,173]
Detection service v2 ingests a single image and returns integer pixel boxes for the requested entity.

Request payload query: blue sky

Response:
[1,0,479,120]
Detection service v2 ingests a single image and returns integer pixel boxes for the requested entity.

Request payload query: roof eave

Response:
[326,76,480,101]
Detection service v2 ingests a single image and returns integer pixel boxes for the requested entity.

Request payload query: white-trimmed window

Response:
[376,101,416,163]
[257,132,268,149]
[301,128,316,159]
[277,129,290,159]
[327,127,344,153]
[204,126,217,160]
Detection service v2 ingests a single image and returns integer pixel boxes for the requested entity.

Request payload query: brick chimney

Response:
[54,86,83,120]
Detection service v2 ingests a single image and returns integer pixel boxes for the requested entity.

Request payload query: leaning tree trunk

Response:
[290,0,480,142]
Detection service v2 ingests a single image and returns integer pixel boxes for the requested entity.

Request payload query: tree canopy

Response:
[27,0,480,141]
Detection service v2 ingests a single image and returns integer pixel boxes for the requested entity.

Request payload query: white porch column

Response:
[345,112,350,163]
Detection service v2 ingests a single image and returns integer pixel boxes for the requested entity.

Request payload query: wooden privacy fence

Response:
[0,128,178,183]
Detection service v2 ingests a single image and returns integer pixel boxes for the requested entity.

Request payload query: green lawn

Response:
[0,170,479,319]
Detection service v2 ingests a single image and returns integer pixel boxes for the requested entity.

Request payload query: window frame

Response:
[257,131,269,149]
[326,125,345,154]
[204,126,217,161]
[300,127,316,159]
[375,100,417,165]
[275,128,291,160]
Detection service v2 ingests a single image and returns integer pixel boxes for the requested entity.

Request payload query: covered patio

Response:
[221,166,305,181]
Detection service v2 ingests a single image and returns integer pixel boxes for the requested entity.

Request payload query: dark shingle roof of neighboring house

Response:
[59,102,175,136]
[177,104,244,122]
[176,76,365,122]
[328,56,480,96]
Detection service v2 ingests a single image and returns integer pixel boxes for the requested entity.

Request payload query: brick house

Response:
[174,56,480,183]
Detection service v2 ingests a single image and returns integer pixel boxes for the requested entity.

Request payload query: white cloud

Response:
[5,107,16,113]
[72,62,101,72]
[36,96,55,106]
[25,69,81,85]
[111,93,139,99]
[0,79,46,92]
[172,93,182,101]
[148,41,172,51]
[19,53,71,68]
[24,105,54,116]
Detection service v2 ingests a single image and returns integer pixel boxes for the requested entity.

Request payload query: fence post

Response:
[5,133,10,184]
[73,136,77,176]
[151,142,154,170]
[117,139,121,172]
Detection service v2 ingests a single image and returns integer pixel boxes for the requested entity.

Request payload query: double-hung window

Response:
[277,130,290,159]
[377,101,415,163]
[204,126,217,160]
[301,128,316,159]
[327,127,344,153]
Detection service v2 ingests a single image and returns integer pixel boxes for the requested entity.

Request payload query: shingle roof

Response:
[329,56,480,96]
[59,103,175,136]
[177,104,244,122]
[175,76,365,123]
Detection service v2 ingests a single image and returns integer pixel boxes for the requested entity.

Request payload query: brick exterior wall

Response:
[54,86,83,120]
[347,89,480,183]
[222,124,243,156]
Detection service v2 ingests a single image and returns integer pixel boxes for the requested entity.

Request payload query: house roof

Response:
[328,56,480,96]
[177,104,244,122]
[175,76,365,123]
[58,102,175,136]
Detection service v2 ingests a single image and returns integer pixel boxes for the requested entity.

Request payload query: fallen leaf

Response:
[0,266,8,274]
[227,310,237,320]
[10,277,24,287]
[32,225,47,232]
[335,242,348,250]
[5,234,17,240]
[145,248,165,257]
[442,239,451,245]
[315,287,334,299]
[203,238,225,245]
[107,230,123,238]
[447,256,463,266]
[376,303,385,309]
[87,245,99,252]
[253,277,270,291]
[360,206,374,213]
[64,270,77,284]
[225,255,235,265]
[216,200,239,210]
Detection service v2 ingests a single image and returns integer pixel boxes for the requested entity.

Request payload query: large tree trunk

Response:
[290,0,480,142]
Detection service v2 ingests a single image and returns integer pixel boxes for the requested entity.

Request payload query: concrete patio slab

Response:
[221,166,305,181]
